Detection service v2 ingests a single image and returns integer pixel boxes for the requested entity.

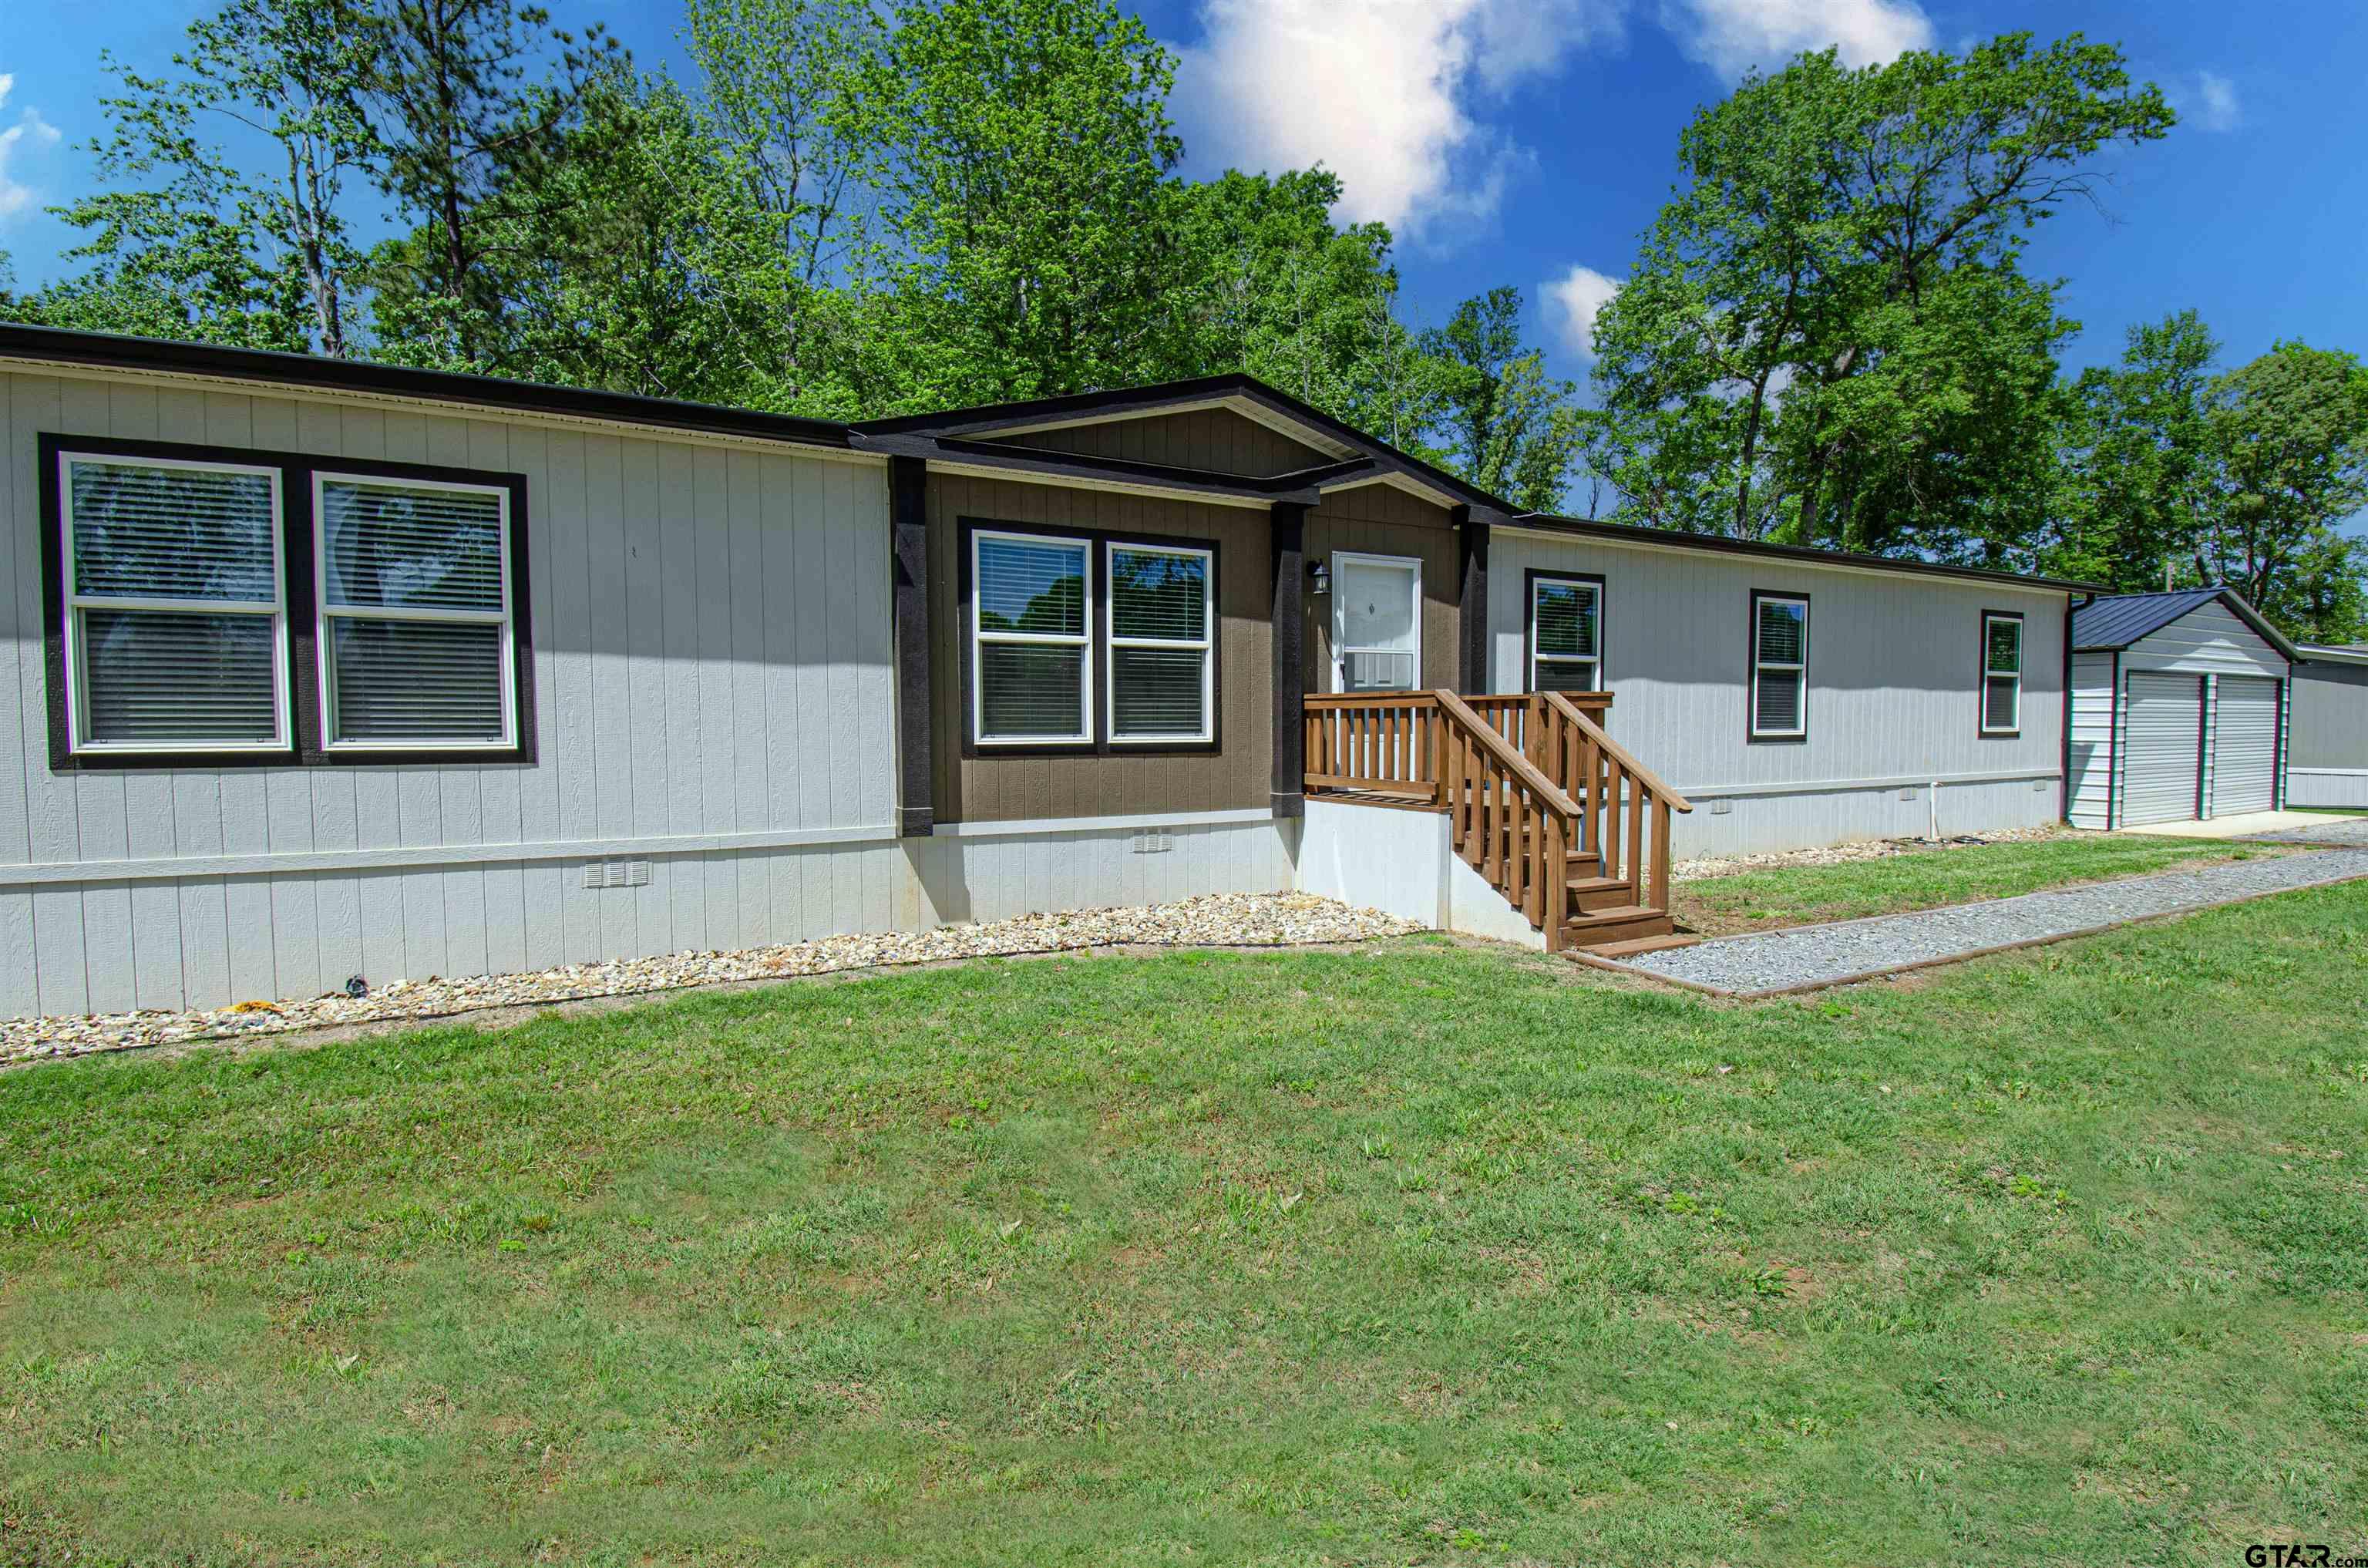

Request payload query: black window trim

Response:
[1747,587,1811,745]
[1979,607,2026,739]
[956,515,1223,759]
[39,430,536,772]
[1523,567,1607,695]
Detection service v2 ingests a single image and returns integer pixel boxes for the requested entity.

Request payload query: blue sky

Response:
[2,0,2363,397]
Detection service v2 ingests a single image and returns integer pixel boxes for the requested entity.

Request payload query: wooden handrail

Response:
[1431,691,1582,819]
[1537,691,1694,813]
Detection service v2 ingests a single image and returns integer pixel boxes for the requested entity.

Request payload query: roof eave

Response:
[0,321,856,451]
[1500,513,2107,595]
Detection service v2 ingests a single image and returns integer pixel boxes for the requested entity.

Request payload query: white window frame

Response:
[1749,592,1810,741]
[1980,612,2023,737]
[58,449,291,756]
[1105,541,1214,745]
[1330,550,1423,694]
[1528,574,1605,693]
[313,470,519,753]
[971,527,1093,746]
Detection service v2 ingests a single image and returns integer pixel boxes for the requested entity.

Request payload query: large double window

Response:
[47,436,531,767]
[969,523,1215,749]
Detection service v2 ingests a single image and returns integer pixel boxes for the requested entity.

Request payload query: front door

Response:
[1332,552,1421,692]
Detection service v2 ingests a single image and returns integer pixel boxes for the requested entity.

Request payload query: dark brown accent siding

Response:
[1454,504,1485,693]
[890,455,933,835]
[1270,502,1307,816]
[1303,482,1462,693]
[997,407,1333,478]
[926,472,1273,823]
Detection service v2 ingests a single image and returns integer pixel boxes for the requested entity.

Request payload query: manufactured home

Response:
[2287,643,2368,809]
[1,324,2104,1017]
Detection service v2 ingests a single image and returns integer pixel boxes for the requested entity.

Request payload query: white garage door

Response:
[2210,676,2281,816]
[2123,672,2203,825]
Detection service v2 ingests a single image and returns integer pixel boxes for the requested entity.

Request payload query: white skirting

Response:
[2288,768,2368,809]
[1669,773,2064,857]
[0,815,1300,1019]
[1292,799,1545,948]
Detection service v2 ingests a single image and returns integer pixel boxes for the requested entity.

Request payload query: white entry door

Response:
[2210,676,2281,816]
[1333,553,1421,692]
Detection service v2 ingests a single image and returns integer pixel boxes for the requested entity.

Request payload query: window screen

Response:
[1108,544,1211,741]
[1982,614,2023,734]
[1751,594,1808,739]
[974,532,1090,742]
[62,455,285,749]
[317,476,513,747]
[1531,576,1601,691]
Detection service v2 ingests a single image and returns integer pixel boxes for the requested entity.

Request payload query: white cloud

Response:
[2192,71,2241,133]
[1172,0,1620,234]
[0,73,63,224]
[1668,0,1933,80]
[1545,264,1622,359]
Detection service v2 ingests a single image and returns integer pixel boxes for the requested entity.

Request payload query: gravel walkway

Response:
[2,893,1422,1069]
[1615,847,2368,998]
[2237,816,2368,848]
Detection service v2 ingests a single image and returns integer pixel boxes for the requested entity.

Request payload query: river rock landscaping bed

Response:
[2,893,1424,1068]
[1620,846,2368,997]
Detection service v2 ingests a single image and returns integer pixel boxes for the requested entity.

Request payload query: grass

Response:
[1671,833,2282,936]
[4,887,2368,1565]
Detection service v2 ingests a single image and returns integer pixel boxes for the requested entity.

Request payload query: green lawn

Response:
[1672,833,2279,935]
[4,887,2367,1565]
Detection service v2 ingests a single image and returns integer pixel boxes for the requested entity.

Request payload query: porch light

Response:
[1307,559,1330,595]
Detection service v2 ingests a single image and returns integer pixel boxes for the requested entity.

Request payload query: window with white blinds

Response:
[60,453,288,752]
[315,474,515,749]
[1749,593,1809,740]
[1108,543,1212,742]
[1980,613,2023,735]
[974,530,1092,743]
[1529,574,1603,692]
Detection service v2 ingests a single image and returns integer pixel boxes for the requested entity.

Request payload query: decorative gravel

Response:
[2237,816,2368,847]
[1618,846,2368,998]
[1,893,1424,1068]
[1671,825,2068,883]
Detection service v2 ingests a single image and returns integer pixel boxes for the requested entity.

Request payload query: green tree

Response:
[1421,287,1580,512]
[1586,33,2173,557]
[1160,168,1444,453]
[849,0,1185,410]
[683,0,886,403]
[2205,341,2368,639]
[469,72,832,407]
[2050,310,2225,589]
[362,0,625,368]
[29,0,378,352]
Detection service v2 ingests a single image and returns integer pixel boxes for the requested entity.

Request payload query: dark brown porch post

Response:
[1271,500,1308,818]
[890,455,933,836]
[1455,504,1487,694]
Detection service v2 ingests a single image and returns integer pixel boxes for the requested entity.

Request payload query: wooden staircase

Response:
[1303,688,1697,957]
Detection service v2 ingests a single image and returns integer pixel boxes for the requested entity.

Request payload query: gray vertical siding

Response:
[1,368,900,1016]
[1485,527,2068,853]
[2288,660,2368,770]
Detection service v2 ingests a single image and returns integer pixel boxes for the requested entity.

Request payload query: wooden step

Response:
[1566,873,1635,915]
[1562,903,1676,946]
[1572,932,1699,958]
